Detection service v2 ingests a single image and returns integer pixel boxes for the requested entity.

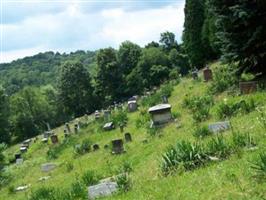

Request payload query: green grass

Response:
[1,63,266,200]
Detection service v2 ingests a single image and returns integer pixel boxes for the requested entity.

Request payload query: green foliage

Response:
[29,187,58,200]
[116,173,131,192]
[251,153,266,181]
[232,131,256,149]
[69,180,87,199]
[241,73,256,81]
[135,108,150,129]
[256,107,266,130]
[0,86,10,143]
[73,138,92,156]
[207,135,231,159]
[65,162,74,172]
[161,141,207,175]
[47,138,76,160]
[183,0,206,68]
[193,125,212,138]
[209,64,237,94]
[81,170,99,186]
[208,0,266,74]
[216,98,256,119]
[112,110,128,127]
[58,61,94,117]
[183,94,213,122]
[159,31,179,52]
[169,49,190,75]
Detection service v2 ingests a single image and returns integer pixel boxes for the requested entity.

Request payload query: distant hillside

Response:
[0,50,97,94]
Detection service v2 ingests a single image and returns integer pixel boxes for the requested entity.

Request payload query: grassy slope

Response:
[1,64,266,200]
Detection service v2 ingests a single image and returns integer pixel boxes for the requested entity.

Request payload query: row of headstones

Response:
[192,66,258,94]
[91,133,132,154]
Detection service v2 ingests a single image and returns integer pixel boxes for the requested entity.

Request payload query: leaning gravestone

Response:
[88,181,118,200]
[208,121,230,133]
[41,163,57,172]
[103,122,115,131]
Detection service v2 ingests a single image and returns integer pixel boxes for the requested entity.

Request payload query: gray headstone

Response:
[15,185,30,192]
[103,122,114,131]
[41,163,57,172]
[16,158,23,165]
[88,181,118,200]
[208,121,230,133]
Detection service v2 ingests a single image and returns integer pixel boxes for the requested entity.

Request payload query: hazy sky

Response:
[1,0,185,63]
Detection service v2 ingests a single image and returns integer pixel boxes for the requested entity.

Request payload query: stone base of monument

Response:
[88,181,118,199]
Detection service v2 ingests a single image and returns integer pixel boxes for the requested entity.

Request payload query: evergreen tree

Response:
[209,0,266,74]
[0,87,10,143]
[183,0,206,68]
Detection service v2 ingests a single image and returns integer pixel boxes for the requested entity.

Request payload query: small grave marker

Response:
[65,123,71,133]
[103,122,115,131]
[161,95,168,103]
[128,100,137,112]
[16,158,23,165]
[124,133,132,142]
[88,181,118,200]
[41,163,57,172]
[93,144,100,151]
[208,121,230,133]
[50,134,59,144]
[203,66,213,81]
[42,138,48,143]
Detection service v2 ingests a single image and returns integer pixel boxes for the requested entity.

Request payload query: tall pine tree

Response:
[183,0,206,68]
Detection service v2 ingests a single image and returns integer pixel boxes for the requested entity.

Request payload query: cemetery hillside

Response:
[0,0,266,199]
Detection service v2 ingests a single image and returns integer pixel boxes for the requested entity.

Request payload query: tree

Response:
[117,41,142,76]
[10,87,53,140]
[169,49,190,75]
[150,65,170,86]
[0,86,10,144]
[159,31,179,52]
[95,48,122,106]
[209,0,266,74]
[183,0,206,68]
[58,61,94,117]
[145,41,160,48]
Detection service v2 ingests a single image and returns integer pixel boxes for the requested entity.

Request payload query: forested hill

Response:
[0,50,97,95]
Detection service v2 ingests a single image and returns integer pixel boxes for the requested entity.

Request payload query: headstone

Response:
[16,158,24,165]
[203,66,213,81]
[20,146,27,153]
[208,121,230,133]
[103,122,115,131]
[74,124,79,134]
[41,163,57,172]
[111,139,125,154]
[93,144,100,151]
[65,123,71,133]
[15,153,21,160]
[104,110,111,121]
[124,133,132,142]
[50,134,59,144]
[42,138,48,143]
[192,69,198,80]
[239,81,257,94]
[38,176,51,182]
[148,104,172,127]
[88,181,118,200]
[128,100,137,112]
[15,185,30,192]
[43,131,52,139]
[23,139,31,146]
[161,95,168,103]
[95,110,100,120]
[46,122,51,131]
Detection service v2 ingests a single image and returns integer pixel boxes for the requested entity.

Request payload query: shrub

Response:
[69,180,87,199]
[209,64,237,94]
[193,125,212,138]
[216,98,256,119]
[183,95,213,122]
[251,153,266,181]
[81,170,99,186]
[135,108,150,128]
[161,141,207,175]
[73,138,91,156]
[119,161,133,174]
[29,187,57,200]
[256,107,266,130]
[207,135,231,159]
[116,173,131,192]
[47,138,76,160]
[232,131,256,148]
[112,110,128,127]
[65,162,74,172]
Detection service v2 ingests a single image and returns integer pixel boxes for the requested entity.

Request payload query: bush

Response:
[65,162,74,172]
[47,138,76,160]
[161,141,207,175]
[29,187,58,200]
[207,135,231,159]
[135,108,150,128]
[209,64,237,94]
[116,173,131,192]
[251,153,266,181]
[81,170,99,186]
[232,131,256,148]
[193,125,212,138]
[73,138,91,156]
[256,107,266,130]
[119,161,133,174]
[69,180,87,199]
[112,110,128,127]
[216,98,256,119]
[183,95,213,122]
